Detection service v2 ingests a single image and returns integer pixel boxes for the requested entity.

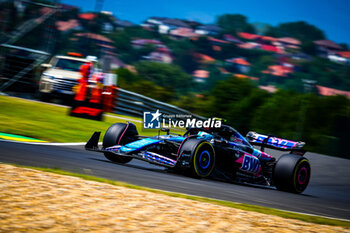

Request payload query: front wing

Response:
[85,132,179,168]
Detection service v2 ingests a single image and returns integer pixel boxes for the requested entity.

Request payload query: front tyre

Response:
[179,139,215,178]
[103,123,138,164]
[273,154,311,193]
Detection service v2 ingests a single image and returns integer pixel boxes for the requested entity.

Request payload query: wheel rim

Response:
[199,150,210,169]
[294,160,310,193]
[194,143,215,177]
[297,167,308,185]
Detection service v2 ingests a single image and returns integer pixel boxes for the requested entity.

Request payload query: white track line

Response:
[0,139,102,146]
[105,114,142,123]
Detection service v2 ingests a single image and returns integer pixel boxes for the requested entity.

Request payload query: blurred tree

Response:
[227,88,269,133]
[339,43,349,50]
[135,61,192,91]
[171,94,212,117]
[114,68,175,102]
[265,21,325,42]
[175,76,350,155]
[175,52,199,73]
[248,55,275,77]
[167,39,198,73]
[216,14,256,35]
[203,66,228,91]
[251,90,302,140]
[192,36,214,56]
[261,57,350,93]
[301,40,317,55]
[210,77,254,112]
[108,31,132,54]
[279,73,306,92]
[130,80,175,102]
[123,26,159,39]
[301,94,349,153]
[208,77,263,131]
[114,68,140,86]
[215,43,240,60]
[298,58,350,91]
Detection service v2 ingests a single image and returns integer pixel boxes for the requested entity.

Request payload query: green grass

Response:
[2,96,349,227]
[10,164,350,228]
[0,96,181,142]
[106,111,143,122]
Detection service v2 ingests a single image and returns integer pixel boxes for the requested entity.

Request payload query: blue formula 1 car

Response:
[85,122,311,193]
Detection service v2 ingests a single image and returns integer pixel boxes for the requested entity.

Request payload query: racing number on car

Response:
[240,155,261,174]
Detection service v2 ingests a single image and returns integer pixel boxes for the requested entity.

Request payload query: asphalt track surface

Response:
[0,140,349,220]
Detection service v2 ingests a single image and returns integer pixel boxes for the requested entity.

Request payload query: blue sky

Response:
[63,0,350,46]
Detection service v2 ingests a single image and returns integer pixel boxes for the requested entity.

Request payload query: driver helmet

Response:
[197,131,214,140]
[230,132,243,143]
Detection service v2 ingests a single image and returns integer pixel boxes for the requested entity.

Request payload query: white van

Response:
[39,54,90,97]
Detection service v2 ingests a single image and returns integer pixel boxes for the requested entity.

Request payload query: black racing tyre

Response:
[103,123,138,164]
[179,139,215,178]
[273,154,311,194]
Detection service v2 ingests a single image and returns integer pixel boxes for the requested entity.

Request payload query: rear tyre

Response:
[103,123,138,164]
[179,139,215,178]
[273,154,311,193]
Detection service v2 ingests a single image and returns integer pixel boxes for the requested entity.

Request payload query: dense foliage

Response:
[2,1,350,156]
[265,21,326,42]
[174,77,350,156]
[216,14,256,35]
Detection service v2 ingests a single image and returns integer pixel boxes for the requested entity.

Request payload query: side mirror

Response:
[41,63,52,68]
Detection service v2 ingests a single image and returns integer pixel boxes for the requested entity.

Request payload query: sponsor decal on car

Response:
[240,154,261,174]
[251,132,298,149]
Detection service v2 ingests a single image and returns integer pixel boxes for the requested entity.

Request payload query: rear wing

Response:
[246,131,306,155]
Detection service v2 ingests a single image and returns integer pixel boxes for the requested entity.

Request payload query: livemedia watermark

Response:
[143,109,222,129]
